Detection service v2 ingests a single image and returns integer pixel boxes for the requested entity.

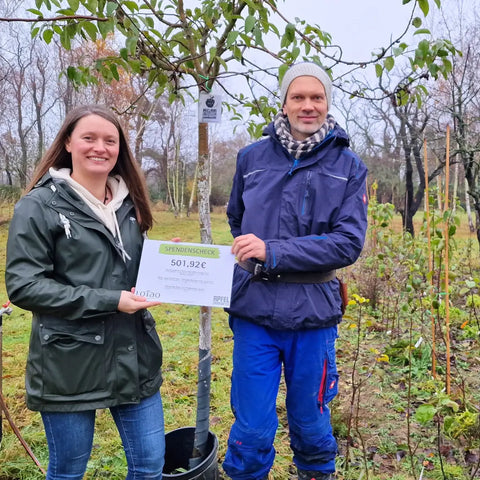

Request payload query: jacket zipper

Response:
[301,171,312,215]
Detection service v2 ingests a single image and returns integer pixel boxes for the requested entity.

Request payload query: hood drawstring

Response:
[59,213,72,239]
[112,213,131,262]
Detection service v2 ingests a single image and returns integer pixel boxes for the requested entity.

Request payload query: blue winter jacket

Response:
[226,121,368,330]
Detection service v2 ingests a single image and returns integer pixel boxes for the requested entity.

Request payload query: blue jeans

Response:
[223,317,339,480]
[41,392,165,480]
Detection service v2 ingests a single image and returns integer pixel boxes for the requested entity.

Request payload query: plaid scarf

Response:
[273,112,336,159]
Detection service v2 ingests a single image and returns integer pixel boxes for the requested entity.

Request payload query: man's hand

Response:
[118,289,161,314]
[232,233,266,262]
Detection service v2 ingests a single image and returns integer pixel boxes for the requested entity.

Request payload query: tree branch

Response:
[0,15,109,22]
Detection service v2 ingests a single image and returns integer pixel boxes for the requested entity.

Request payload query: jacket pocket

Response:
[317,338,339,412]
[39,321,107,397]
[138,310,163,382]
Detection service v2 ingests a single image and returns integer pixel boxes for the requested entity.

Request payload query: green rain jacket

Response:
[5,173,163,412]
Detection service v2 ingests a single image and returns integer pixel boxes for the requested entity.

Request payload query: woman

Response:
[5,105,165,479]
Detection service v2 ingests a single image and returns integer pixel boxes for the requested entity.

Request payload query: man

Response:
[223,62,368,480]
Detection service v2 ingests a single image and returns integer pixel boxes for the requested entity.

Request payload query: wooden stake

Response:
[444,125,451,395]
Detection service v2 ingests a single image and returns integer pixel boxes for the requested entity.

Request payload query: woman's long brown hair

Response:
[26,105,153,232]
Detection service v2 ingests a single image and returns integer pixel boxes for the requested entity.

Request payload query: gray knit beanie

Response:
[279,62,332,109]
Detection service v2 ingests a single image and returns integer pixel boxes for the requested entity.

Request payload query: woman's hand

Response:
[118,289,161,314]
[120,239,181,314]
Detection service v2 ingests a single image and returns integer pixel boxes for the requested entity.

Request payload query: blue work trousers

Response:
[41,391,165,480]
[223,317,339,480]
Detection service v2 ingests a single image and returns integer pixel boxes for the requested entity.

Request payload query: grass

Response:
[0,208,237,480]
[1,206,480,480]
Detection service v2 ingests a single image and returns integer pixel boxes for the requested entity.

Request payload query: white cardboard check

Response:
[135,240,236,308]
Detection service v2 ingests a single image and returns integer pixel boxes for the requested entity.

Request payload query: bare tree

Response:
[427,3,480,244]
[0,17,63,187]
[339,70,449,236]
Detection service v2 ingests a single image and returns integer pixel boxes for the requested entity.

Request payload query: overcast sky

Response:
[280,0,477,61]
[280,0,414,64]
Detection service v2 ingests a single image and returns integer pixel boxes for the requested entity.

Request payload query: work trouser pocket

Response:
[317,339,339,411]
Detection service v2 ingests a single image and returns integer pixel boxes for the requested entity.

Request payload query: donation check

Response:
[135,240,236,308]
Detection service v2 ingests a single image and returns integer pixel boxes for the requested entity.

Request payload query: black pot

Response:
[163,427,219,479]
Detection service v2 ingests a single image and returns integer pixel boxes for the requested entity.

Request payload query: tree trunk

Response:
[463,150,480,247]
[452,161,459,213]
[187,161,199,217]
[197,122,212,243]
[464,178,474,232]
[190,120,213,467]
[436,175,442,210]
[470,207,480,249]
[404,149,415,236]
